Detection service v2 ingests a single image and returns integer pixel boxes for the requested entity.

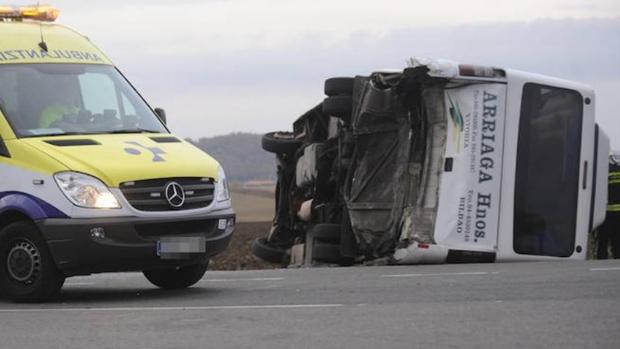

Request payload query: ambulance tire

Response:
[262,132,302,155]
[143,262,208,289]
[322,96,353,119]
[0,221,65,302]
[308,224,341,243]
[324,77,354,96]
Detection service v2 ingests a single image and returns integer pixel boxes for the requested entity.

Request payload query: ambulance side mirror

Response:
[154,108,167,125]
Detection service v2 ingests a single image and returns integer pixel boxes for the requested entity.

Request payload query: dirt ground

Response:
[210,221,279,270]
[208,187,278,270]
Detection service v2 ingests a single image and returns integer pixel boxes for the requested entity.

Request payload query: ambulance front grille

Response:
[120,177,215,211]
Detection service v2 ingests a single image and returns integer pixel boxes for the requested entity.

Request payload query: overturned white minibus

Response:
[254,58,610,266]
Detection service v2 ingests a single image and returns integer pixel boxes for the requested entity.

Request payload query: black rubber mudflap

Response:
[446,250,496,263]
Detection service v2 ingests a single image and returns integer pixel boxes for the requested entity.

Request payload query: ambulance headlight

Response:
[54,172,120,209]
[215,167,231,203]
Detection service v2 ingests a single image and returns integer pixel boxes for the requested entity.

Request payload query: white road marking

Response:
[381,271,489,278]
[64,282,96,286]
[0,304,343,313]
[590,267,620,271]
[201,277,284,282]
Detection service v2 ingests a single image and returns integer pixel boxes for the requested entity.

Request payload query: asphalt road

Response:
[1,260,619,349]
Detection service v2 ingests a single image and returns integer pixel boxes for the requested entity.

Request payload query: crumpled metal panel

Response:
[400,87,447,244]
[345,75,413,258]
[344,69,447,258]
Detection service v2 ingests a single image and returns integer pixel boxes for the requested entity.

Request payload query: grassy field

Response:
[230,191,274,222]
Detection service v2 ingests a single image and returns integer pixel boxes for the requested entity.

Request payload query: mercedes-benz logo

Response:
[164,182,185,208]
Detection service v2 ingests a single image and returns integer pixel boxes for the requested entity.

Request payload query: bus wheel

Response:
[0,221,65,302]
[324,77,354,96]
[251,237,288,264]
[322,95,353,120]
[312,241,340,263]
[143,262,208,289]
[308,224,341,243]
[262,132,302,155]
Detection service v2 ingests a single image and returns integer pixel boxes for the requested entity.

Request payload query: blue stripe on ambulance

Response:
[0,191,68,219]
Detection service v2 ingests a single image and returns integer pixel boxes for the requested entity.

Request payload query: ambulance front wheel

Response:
[143,262,208,289]
[0,221,65,302]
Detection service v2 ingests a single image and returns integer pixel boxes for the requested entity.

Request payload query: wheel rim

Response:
[6,239,41,285]
[272,132,295,140]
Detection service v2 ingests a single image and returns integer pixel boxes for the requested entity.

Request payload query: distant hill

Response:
[188,133,276,182]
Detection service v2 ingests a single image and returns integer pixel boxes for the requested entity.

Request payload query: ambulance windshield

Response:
[0,64,168,137]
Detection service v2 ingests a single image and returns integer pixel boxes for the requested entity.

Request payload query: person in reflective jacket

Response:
[597,152,620,259]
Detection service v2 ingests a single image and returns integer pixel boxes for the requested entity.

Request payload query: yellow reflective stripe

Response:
[610,172,620,185]
[609,204,620,212]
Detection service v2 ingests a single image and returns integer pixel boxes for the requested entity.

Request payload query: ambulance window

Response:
[79,73,120,116]
[0,64,167,137]
[514,83,583,257]
[0,70,18,116]
[121,93,137,116]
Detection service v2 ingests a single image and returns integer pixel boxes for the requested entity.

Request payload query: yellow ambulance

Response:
[0,5,235,301]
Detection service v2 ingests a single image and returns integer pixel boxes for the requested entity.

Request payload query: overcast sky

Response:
[18,0,620,147]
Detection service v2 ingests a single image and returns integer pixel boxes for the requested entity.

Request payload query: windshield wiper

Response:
[27,132,92,138]
[24,129,161,138]
[106,128,161,134]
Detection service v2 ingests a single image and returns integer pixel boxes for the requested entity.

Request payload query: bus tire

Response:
[322,96,353,119]
[308,224,341,243]
[262,132,302,154]
[324,77,354,96]
[251,237,288,264]
[312,241,342,264]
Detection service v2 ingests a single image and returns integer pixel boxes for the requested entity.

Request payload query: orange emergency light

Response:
[0,4,59,22]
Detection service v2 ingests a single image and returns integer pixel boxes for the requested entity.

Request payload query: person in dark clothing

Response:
[597,152,620,259]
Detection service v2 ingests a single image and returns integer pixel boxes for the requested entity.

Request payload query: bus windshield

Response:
[0,64,167,137]
[514,83,583,257]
